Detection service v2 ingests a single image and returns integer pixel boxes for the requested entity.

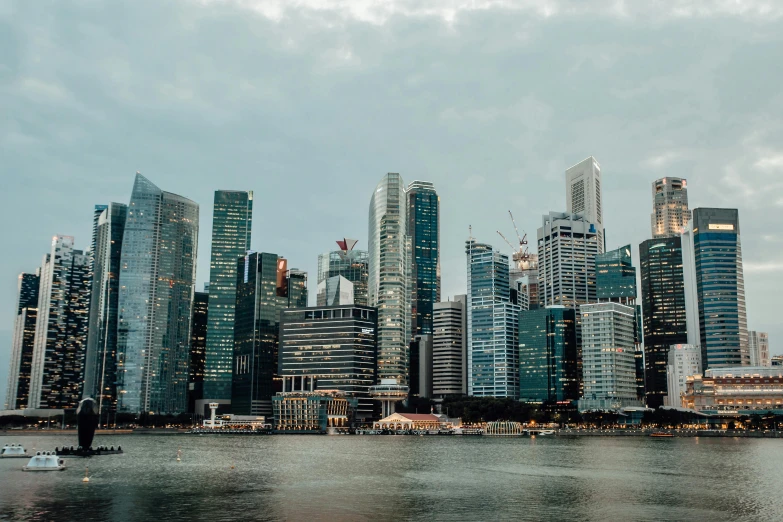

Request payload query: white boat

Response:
[537,430,555,436]
[1,444,28,458]
[22,452,66,471]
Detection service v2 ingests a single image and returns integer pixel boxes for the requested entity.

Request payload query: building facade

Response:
[682,208,748,369]
[432,295,467,397]
[5,272,40,409]
[749,331,770,368]
[204,190,253,404]
[317,240,369,306]
[665,344,702,407]
[409,334,433,399]
[566,156,604,253]
[188,290,209,412]
[518,306,578,403]
[407,181,440,336]
[368,173,411,384]
[316,275,354,306]
[683,367,783,414]
[273,377,357,433]
[651,177,690,239]
[116,173,199,414]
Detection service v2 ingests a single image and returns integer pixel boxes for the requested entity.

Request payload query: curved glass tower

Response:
[117,173,199,414]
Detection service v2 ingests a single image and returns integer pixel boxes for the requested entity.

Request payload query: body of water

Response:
[1,434,781,521]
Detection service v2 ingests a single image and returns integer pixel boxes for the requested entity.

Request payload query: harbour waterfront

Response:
[1,435,782,521]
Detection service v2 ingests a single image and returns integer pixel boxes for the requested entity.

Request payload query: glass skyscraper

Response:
[204,190,253,403]
[117,173,199,414]
[5,272,40,409]
[407,181,440,336]
[317,240,369,306]
[596,245,636,304]
[188,289,209,412]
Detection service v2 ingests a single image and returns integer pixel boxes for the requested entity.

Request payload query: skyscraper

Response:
[665,344,701,407]
[83,202,127,416]
[317,275,354,306]
[749,331,770,367]
[204,190,253,404]
[432,295,467,397]
[510,254,539,311]
[407,181,440,336]
[466,240,521,398]
[317,239,369,306]
[368,174,411,384]
[188,289,209,412]
[5,272,40,409]
[682,208,748,369]
[651,177,690,238]
[566,156,604,253]
[116,173,199,414]
[28,236,92,409]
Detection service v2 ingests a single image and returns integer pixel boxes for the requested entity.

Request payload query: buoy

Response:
[82,467,90,483]
[230,463,235,470]
[176,447,182,462]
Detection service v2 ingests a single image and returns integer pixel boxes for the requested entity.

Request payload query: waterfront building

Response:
[682,208,749,369]
[116,173,199,414]
[279,305,377,421]
[316,275,354,306]
[409,334,433,399]
[771,355,783,367]
[83,202,127,416]
[273,376,356,433]
[28,236,91,410]
[578,303,641,411]
[518,306,578,403]
[188,289,209,413]
[204,190,253,405]
[665,344,702,407]
[407,181,440,336]
[651,177,690,239]
[317,239,369,306]
[466,240,521,398]
[683,367,783,414]
[432,295,467,397]
[639,237,688,408]
[368,174,411,384]
[749,331,770,367]
[373,412,442,431]
[233,252,308,416]
[566,156,604,253]
[4,272,40,410]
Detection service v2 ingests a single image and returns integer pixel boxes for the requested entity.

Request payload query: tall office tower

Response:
[578,303,640,411]
[116,173,199,414]
[518,306,578,403]
[28,236,92,409]
[317,275,354,306]
[279,305,378,421]
[5,272,40,409]
[566,156,604,253]
[317,239,369,306]
[537,212,599,308]
[510,254,539,311]
[409,334,434,399]
[407,181,440,336]
[466,240,521,398]
[651,177,690,238]
[749,331,770,367]
[204,190,253,404]
[83,203,127,417]
[188,289,209,412]
[682,208,748,369]
[432,295,467,397]
[665,344,701,407]
[368,174,411,384]
[233,253,308,416]
[639,237,688,408]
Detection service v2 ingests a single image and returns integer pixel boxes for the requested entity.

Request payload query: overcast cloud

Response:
[2,0,782,405]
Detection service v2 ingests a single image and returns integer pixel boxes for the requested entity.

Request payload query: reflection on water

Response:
[1,434,782,521]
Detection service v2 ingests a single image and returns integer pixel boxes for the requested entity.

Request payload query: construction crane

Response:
[497,210,534,270]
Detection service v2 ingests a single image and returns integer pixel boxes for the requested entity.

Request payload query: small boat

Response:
[23,452,67,471]
[1,444,28,458]
[650,432,674,438]
[537,430,555,436]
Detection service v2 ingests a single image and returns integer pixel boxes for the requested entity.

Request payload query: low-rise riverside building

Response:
[373,413,442,431]
[273,378,357,433]
[682,367,783,414]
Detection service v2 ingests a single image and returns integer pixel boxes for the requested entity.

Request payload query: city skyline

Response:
[2,1,783,406]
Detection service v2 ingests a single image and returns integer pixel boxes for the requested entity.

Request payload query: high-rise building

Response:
[188,289,209,412]
[578,303,640,411]
[682,208,748,369]
[407,181,440,336]
[510,254,539,312]
[518,306,578,403]
[83,203,127,417]
[466,240,521,398]
[28,236,92,409]
[5,272,40,410]
[317,275,354,306]
[204,190,253,403]
[566,156,604,253]
[233,252,308,416]
[409,334,433,399]
[116,173,199,414]
[665,344,702,407]
[651,177,690,239]
[432,295,467,397]
[749,331,770,367]
[317,239,369,306]
[279,305,378,421]
[368,174,411,384]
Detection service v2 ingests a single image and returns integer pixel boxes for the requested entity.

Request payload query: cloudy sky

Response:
[2,0,782,405]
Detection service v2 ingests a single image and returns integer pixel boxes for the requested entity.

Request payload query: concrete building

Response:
[566,156,604,253]
[373,412,442,431]
[273,377,356,433]
[749,331,770,367]
[410,334,433,399]
[651,177,690,239]
[772,355,783,367]
[432,296,467,397]
[4,272,40,410]
[578,303,641,411]
[665,344,702,407]
[683,367,783,414]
